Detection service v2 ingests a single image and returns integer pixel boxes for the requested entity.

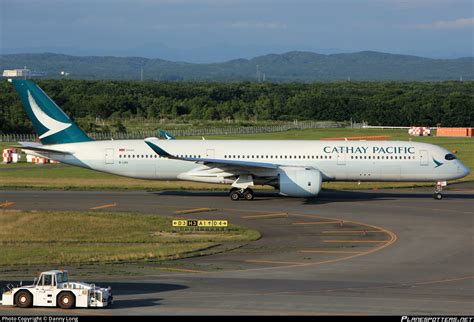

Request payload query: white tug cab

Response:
[1,270,113,309]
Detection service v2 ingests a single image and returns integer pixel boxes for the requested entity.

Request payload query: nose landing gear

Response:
[433,181,447,200]
[229,188,254,201]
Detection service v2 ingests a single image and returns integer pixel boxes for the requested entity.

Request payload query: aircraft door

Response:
[420,150,429,166]
[206,149,215,158]
[337,152,346,165]
[105,148,114,164]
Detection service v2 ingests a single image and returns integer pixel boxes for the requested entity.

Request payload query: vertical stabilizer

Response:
[12,80,92,145]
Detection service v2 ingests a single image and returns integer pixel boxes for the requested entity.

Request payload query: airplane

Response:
[9,79,471,201]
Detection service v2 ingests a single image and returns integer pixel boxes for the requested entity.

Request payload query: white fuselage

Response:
[28,139,470,184]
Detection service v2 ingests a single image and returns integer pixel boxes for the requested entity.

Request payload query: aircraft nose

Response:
[458,163,471,177]
[463,165,471,176]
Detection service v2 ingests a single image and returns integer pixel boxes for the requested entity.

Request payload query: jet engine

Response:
[278,167,322,197]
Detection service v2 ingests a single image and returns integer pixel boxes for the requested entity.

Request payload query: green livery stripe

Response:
[144,141,173,157]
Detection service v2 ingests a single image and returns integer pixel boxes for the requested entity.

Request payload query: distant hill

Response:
[1,51,472,81]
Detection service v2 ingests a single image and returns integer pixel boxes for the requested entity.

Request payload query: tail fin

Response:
[12,80,92,145]
[159,130,176,140]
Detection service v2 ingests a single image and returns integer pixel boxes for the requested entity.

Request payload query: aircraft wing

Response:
[144,139,278,171]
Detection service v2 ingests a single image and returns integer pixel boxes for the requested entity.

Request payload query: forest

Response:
[1,79,473,134]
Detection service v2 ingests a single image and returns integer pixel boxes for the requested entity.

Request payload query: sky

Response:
[1,0,473,62]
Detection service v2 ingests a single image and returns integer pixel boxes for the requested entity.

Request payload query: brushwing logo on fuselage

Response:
[27,90,71,139]
[433,158,443,168]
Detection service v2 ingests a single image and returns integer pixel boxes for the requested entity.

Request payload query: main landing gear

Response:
[433,181,446,200]
[229,188,254,201]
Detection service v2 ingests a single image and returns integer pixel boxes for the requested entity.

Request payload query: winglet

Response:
[144,139,174,158]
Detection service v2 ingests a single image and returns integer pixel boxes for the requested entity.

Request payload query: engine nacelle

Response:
[278,167,322,197]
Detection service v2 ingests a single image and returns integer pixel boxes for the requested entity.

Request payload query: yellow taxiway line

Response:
[174,207,216,214]
[323,239,389,243]
[298,250,366,254]
[158,267,205,273]
[245,260,306,265]
[0,201,14,208]
[90,203,117,210]
[321,230,383,234]
[292,221,342,225]
[241,212,288,219]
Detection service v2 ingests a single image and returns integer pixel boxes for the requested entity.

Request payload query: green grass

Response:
[0,210,260,266]
[1,128,472,190]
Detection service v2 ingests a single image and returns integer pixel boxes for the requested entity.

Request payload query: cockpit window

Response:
[445,154,456,161]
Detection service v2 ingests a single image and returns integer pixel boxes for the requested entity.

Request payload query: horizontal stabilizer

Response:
[13,142,72,155]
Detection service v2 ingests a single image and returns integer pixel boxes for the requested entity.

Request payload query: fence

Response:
[1,121,355,142]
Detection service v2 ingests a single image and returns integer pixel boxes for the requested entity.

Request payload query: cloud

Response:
[413,17,474,30]
[230,22,287,29]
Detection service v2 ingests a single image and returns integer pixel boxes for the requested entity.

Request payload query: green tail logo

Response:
[12,80,92,145]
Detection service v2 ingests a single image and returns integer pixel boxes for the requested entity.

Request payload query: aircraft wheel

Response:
[230,188,241,201]
[243,188,254,201]
[15,290,33,308]
[433,192,443,200]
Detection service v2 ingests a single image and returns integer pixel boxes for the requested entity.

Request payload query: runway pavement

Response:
[0,189,473,315]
